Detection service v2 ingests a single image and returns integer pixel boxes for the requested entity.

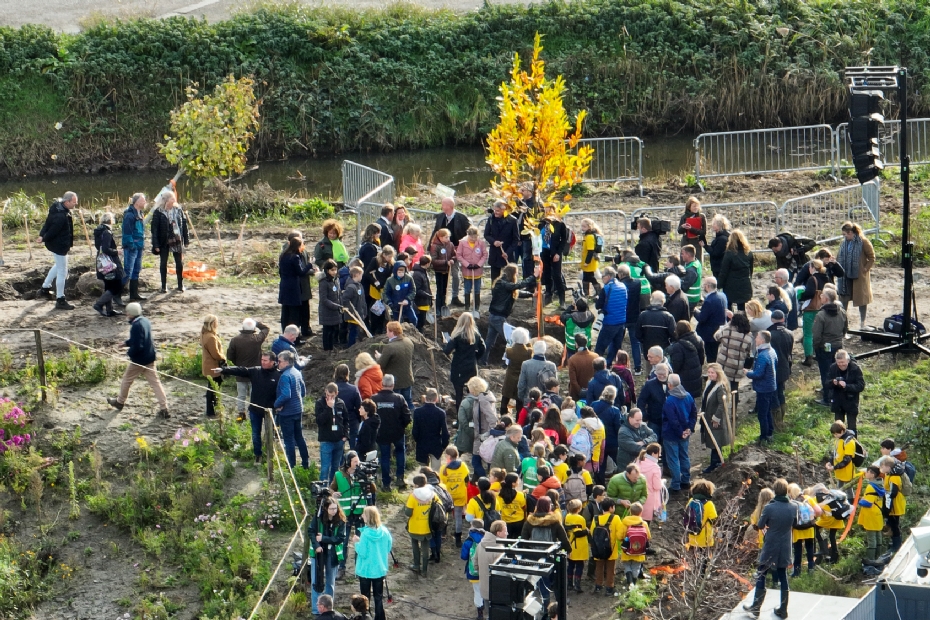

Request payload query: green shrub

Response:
[160,345,203,379]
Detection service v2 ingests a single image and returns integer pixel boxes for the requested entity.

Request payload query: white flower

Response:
[54,122,63,130]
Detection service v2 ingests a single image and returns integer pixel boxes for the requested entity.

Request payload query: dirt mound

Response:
[298,329,456,399]
[5,265,93,299]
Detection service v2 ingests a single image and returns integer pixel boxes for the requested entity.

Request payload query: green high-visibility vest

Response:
[564,316,593,351]
[335,470,365,516]
[685,260,703,304]
[628,261,650,293]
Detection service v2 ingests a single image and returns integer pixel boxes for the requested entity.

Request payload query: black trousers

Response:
[322,324,339,351]
[280,304,302,333]
[359,576,386,620]
[205,375,223,417]
[434,272,449,310]
[298,300,312,337]
[540,249,566,297]
[158,250,183,289]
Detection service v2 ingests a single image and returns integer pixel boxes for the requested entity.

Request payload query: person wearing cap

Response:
[767,309,794,431]
[520,496,571,609]
[106,302,169,419]
[226,318,270,420]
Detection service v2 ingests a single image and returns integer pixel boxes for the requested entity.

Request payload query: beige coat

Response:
[201,331,225,378]
[840,236,874,307]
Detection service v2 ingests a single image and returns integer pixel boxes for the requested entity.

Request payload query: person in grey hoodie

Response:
[743,478,797,619]
[517,340,558,403]
[476,520,507,618]
[318,259,345,351]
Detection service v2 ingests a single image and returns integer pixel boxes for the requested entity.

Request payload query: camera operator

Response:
[304,496,348,615]
[634,218,663,272]
[331,451,377,580]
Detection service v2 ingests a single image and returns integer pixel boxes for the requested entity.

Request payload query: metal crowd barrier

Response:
[629,202,778,255]
[576,137,644,196]
[561,210,628,264]
[342,161,395,249]
[694,124,835,186]
[835,118,930,170]
[777,181,879,245]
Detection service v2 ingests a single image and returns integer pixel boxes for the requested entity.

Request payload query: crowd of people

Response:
[32,187,907,619]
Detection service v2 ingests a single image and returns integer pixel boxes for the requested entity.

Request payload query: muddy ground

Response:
[1,177,928,620]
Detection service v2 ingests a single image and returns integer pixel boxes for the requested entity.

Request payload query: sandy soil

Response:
[1,188,927,619]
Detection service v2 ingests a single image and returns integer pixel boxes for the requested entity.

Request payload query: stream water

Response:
[0,135,694,208]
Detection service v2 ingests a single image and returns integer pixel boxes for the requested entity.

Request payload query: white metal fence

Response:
[835,117,930,169]
[576,137,644,196]
[694,124,836,185]
[562,210,628,263]
[342,161,394,249]
[778,181,879,245]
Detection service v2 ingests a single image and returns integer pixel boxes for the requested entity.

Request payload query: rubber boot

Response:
[774,404,786,431]
[454,533,462,548]
[774,591,789,619]
[129,279,147,301]
[543,292,553,306]
[830,547,839,564]
[206,391,216,418]
[558,293,567,310]
[474,291,481,310]
[574,577,583,593]
[802,355,814,367]
[743,586,764,615]
[890,536,902,553]
[464,293,471,310]
[177,272,185,292]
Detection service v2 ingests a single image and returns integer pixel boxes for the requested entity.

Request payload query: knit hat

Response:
[126,302,143,317]
[771,309,785,321]
[535,497,552,514]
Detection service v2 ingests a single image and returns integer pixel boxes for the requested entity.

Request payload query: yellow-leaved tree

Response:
[486,33,593,335]
[486,33,593,227]
[159,76,261,182]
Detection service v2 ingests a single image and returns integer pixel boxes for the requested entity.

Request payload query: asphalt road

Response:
[1,0,536,33]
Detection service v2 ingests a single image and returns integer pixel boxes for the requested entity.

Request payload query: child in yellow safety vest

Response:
[880,456,908,553]
[439,446,471,548]
[618,502,652,588]
[824,421,857,484]
[579,218,603,297]
[788,483,821,576]
[564,499,590,593]
[857,466,887,562]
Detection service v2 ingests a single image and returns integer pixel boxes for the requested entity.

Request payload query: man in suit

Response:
[431,197,471,307]
[377,205,395,250]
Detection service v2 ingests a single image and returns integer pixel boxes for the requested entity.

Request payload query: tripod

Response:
[846,66,930,359]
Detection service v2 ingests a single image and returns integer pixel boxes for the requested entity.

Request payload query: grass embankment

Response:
[2,0,930,175]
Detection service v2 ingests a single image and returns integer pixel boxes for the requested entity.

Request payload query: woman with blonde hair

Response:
[151,185,190,293]
[678,196,707,260]
[718,229,754,310]
[700,363,731,473]
[579,217,604,296]
[354,352,384,400]
[443,312,486,407]
[200,313,226,418]
[500,327,532,416]
[745,299,772,350]
[399,223,425,264]
[353,506,392,620]
[836,221,875,330]
[707,214,731,277]
[466,375,497,477]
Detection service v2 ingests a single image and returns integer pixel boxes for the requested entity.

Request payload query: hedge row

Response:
[0,0,928,176]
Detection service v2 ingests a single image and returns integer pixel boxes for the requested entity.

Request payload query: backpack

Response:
[683,499,706,535]
[622,523,649,555]
[428,498,448,533]
[478,435,503,463]
[563,471,587,503]
[465,538,479,576]
[475,497,502,531]
[569,426,593,461]
[793,499,816,529]
[432,484,454,513]
[894,464,913,497]
[903,460,917,483]
[536,364,558,391]
[848,434,868,467]
[816,489,852,521]
[591,514,616,560]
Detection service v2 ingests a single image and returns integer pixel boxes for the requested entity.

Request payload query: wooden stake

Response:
[0,199,7,266]
[730,389,737,453]
[698,412,725,465]
[187,218,206,256]
[235,214,248,265]
[24,215,33,261]
[78,209,94,259]
[215,220,226,267]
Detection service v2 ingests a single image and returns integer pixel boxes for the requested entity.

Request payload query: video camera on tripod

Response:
[630,218,671,234]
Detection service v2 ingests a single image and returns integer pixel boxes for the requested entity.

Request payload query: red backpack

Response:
[622,523,649,555]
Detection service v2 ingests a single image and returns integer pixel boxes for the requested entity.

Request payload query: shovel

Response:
[0,198,7,266]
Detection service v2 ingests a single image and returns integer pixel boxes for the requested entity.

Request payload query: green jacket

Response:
[606,472,648,518]
[490,438,521,473]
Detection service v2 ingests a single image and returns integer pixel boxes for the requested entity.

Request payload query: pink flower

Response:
[182,440,189,447]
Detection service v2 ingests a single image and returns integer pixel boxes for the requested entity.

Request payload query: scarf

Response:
[837,235,862,296]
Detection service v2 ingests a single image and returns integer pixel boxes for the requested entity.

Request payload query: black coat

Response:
[827,360,865,413]
[636,377,668,428]
[665,289,690,324]
[319,274,343,326]
[279,253,314,307]
[372,389,410,444]
[411,264,432,307]
[411,402,451,462]
[635,231,662,272]
[757,497,798,568]
[768,323,794,385]
[355,413,381,455]
[150,207,190,251]
[93,223,124,284]
[377,218,395,251]
[38,200,74,255]
[432,211,471,247]
[636,304,677,351]
[221,366,281,416]
[667,333,705,401]
[619,277,642,323]
[484,215,520,267]
[718,251,754,305]
[443,334,486,386]
[315,396,350,443]
[488,276,536,317]
[336,381,362,425]
[707,230,730,276]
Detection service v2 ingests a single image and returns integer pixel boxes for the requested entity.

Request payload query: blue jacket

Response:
[354,524,394,579]
[121,205,145,250]
[591,399,623,454]
[694,290,728,345]
[461,529,485,581]
[278,253,315,306]
[661,386,697,440]
[596,279,628,326]
[587,369,624,404]
[125,316,157,365]
[636,377,668,428]
[746,344,777,394]
[384,261,415,308]
[270,335,305,370]
[274,365,306,417]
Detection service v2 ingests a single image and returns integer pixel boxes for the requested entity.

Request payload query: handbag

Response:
[97,252,117,279]
[743,355,755,370]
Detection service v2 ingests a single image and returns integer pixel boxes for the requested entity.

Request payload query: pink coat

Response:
[638,455,663,521]
[456,238,488,279]
[398,234,424,264]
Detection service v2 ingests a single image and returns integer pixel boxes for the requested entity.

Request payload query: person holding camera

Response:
[353,506,392,620]
[304,496,348,615]
[634,218,663,272]
[332,451,377,580]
